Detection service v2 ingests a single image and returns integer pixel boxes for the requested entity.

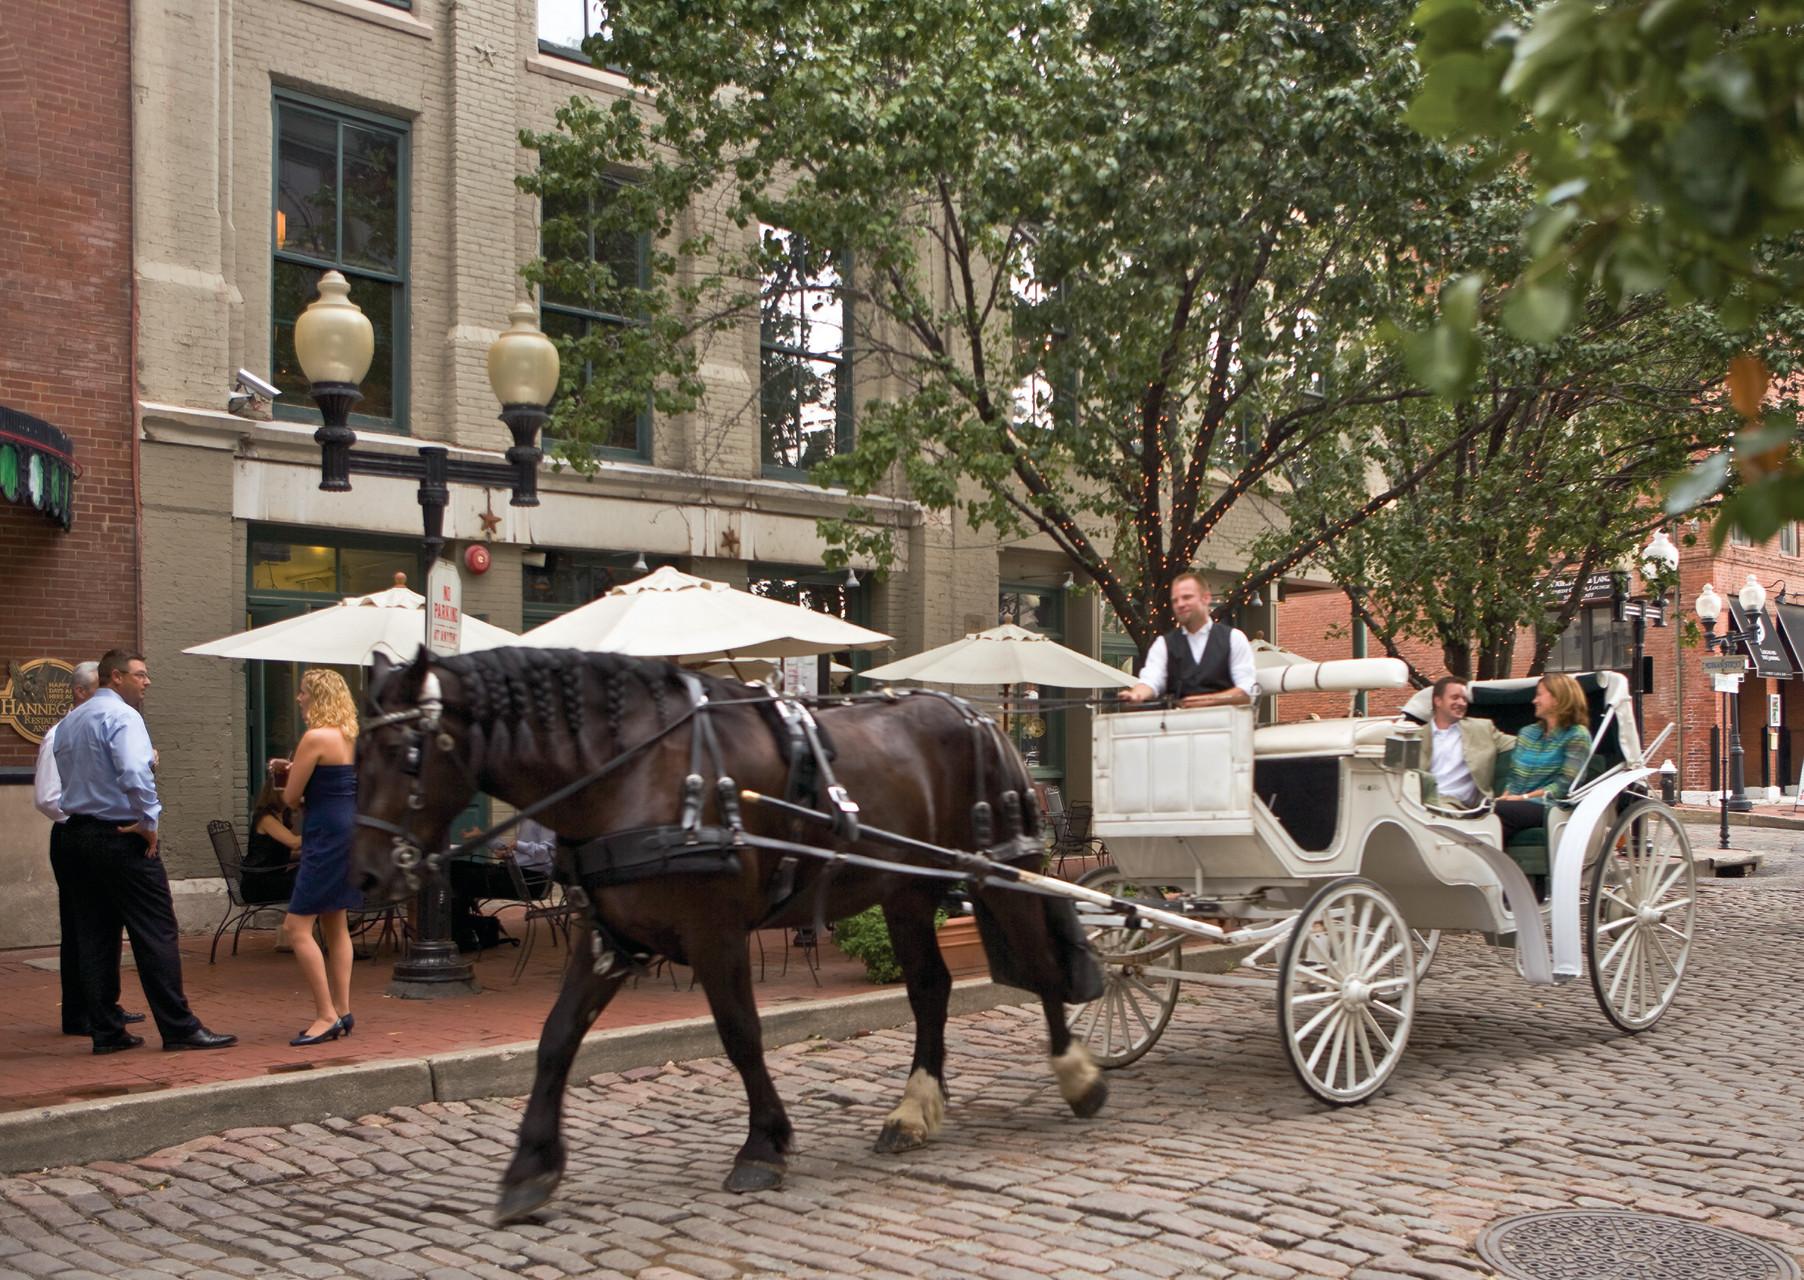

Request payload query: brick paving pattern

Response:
[3,868,1802,1278]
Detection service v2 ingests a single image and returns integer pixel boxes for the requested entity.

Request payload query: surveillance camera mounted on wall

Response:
[227,368,281,419]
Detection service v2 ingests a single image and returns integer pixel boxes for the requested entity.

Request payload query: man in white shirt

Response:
[1119,571,1259,708]
[1424,676,1515,808]
[34,662,141,1036]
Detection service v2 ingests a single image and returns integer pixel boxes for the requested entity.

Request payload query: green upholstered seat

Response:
[1504,825,1548,875]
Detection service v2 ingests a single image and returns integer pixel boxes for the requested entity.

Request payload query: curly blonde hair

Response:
[300,668,359,741]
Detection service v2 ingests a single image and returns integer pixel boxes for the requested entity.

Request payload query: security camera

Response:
[228,369,281,419]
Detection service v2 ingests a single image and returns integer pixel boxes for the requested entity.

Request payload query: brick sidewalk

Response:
[0,909,879,1115]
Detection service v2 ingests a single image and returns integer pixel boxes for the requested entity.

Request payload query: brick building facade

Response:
[1274,529,1804,799]
[0,0,140,944]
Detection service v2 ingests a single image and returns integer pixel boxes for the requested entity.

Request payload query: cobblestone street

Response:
[3,856,1801,1280]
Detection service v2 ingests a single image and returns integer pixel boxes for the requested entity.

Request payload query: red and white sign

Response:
[426,559,463,656]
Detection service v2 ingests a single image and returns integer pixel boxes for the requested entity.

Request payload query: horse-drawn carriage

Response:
[1064,658,1696,1103]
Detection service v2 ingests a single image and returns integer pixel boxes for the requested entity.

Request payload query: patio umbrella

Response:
[514,565,891,662]
[860,624,1139,688]
[184,575,519,664]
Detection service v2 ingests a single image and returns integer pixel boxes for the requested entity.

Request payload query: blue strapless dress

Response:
[289,764,364,914]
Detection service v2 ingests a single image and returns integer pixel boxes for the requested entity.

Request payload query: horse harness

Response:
[360,670,1042,980]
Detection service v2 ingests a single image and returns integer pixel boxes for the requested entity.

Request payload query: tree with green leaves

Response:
[1404,0,1804,546]
[520,0,1540,656]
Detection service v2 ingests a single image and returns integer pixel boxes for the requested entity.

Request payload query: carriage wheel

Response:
[1277,876,1415,1106]
[1413,929,1441,980]
[1064,866,1184,1068]
[1586,800,1695,1033]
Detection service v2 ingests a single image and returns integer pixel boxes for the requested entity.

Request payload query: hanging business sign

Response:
[0,406,77,531]
[1541,571,1620,606]
[426,559,463,656]
[1775,602,1804,674]
[0,658,77,745]
[1728,602,1797,678]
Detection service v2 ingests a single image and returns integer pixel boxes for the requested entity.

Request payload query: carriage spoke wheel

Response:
[1586,800,1695,1033]
[1065,866,1184,1068]
[1277,877,1415,1106]
[1412,929,1441,981]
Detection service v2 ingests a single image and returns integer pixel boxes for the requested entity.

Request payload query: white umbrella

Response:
[184,575,518,664]
[514,565,890,662]
[1251,639,1312,669]
[860,624,1139,688]
[694,656,855,682]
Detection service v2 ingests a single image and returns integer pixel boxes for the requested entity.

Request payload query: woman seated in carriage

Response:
[1493,672,1593,847]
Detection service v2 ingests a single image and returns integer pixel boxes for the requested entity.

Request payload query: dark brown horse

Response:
[352,646,1106,1222]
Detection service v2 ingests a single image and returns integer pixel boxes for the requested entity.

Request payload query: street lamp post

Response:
[1694,576,1765,850]
[1620,529,1679,730]
[294,271,559,998]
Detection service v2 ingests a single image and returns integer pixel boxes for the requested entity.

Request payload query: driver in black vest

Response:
[1118,570,1259,708]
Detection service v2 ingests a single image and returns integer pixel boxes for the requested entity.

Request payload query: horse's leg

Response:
[874,894,951,1153]
[495,918,627,1224]
[689,931,793,1193]
[1042,993,1108,1119]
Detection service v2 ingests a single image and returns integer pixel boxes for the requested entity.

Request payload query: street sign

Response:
[1712,674,1743,694]
[1702,655,1749,674]
[426,558,462,656]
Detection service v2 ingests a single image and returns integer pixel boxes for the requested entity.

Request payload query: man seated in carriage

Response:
[1421,675,1516,809]
[1118,570,1259,708]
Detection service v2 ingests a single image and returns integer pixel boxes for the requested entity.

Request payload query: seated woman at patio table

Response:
[240,780,301,905]
[1494,672,1593,848]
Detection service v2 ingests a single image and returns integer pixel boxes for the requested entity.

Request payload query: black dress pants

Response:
[49,824,123,1035]
[1494,798,1549,846]
[63,817,202,1046]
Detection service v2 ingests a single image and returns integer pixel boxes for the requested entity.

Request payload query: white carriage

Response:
[1062,658,1696,1104]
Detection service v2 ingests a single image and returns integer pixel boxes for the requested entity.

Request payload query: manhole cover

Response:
[1477,1210,1801,1280]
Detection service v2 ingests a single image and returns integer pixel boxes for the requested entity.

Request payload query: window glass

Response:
[250,540,336,594]
[759,225,849,472]
[1780,522,1797,557]
[273,96,407,430]
[541,187,650,457]
[522,550,677,627]
[1000,584,1066,777]
[748,563,873,686]
[539,0,610,55]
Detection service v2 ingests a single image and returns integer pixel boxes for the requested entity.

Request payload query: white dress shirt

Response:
[33,722,66,824]
[1429,721,1478,806]
[1135,621,1259,699]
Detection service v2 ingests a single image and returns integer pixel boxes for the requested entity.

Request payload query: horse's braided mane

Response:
[433,648,707,748]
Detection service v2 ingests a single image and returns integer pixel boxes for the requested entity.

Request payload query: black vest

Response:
[1164,624,1234,699]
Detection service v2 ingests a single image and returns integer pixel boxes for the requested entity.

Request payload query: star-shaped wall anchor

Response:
[718,527,740,557]
[478,494,503,538]
[473,42,498,66]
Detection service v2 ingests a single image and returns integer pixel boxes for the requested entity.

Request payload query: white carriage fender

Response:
[1550,767,1655,980]
[1410,815,1556,987]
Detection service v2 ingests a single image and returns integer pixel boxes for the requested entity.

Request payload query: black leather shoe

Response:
[122,1011,146,1024]
[162,1028,237,1051]
[93,1034,145,1055]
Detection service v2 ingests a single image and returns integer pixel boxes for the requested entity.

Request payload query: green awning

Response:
[0,406,76,531]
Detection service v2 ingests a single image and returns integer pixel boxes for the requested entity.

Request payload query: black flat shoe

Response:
[289,1021,343,1047]
[163,1028,237,1051]
[93,1034,145,1055]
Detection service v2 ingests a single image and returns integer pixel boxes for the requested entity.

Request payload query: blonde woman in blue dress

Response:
[268,669,363,1046]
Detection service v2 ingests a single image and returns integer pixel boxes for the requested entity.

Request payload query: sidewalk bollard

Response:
[1660,758,1677,806]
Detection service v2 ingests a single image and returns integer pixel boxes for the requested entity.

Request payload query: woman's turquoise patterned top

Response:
[1499,722,1592,806]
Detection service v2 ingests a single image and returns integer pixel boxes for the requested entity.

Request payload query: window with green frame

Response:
[759,225,851,476]
[244,529,488,832]
[521,549,678,628]
[541,185,652,458]
[999,583,1067,781]
[272,94,408,430]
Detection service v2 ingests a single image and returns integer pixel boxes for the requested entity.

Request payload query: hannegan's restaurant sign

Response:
[0,659,77,745]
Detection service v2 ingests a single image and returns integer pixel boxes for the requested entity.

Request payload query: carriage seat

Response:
[1251,717,1398,758]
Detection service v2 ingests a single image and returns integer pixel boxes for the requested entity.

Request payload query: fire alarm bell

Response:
[464,543,492,575]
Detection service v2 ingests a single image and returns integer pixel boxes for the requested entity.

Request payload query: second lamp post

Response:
[292,269,560,997]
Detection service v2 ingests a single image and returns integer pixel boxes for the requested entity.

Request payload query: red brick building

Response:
[1276,527,1804,799]
[0,10,139,765]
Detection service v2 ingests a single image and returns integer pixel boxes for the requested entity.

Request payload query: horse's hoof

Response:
[723,1159,784,1193]
[1068,1077,1108,1119]
[874,1121,928,1154]
[493,1170,561,1225]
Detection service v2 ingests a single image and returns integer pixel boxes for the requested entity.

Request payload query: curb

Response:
[0,977,1038,1175]
[1676,810,1804,832]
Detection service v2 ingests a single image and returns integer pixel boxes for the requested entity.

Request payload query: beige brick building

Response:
[112,0,1297,939]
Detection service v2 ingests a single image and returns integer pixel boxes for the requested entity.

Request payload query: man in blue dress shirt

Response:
[53,649,236,1054]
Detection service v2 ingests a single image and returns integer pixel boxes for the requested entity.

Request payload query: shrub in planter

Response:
[833,906,947,983]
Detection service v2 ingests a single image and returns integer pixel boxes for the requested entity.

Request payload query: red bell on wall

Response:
[464,543,492,575]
